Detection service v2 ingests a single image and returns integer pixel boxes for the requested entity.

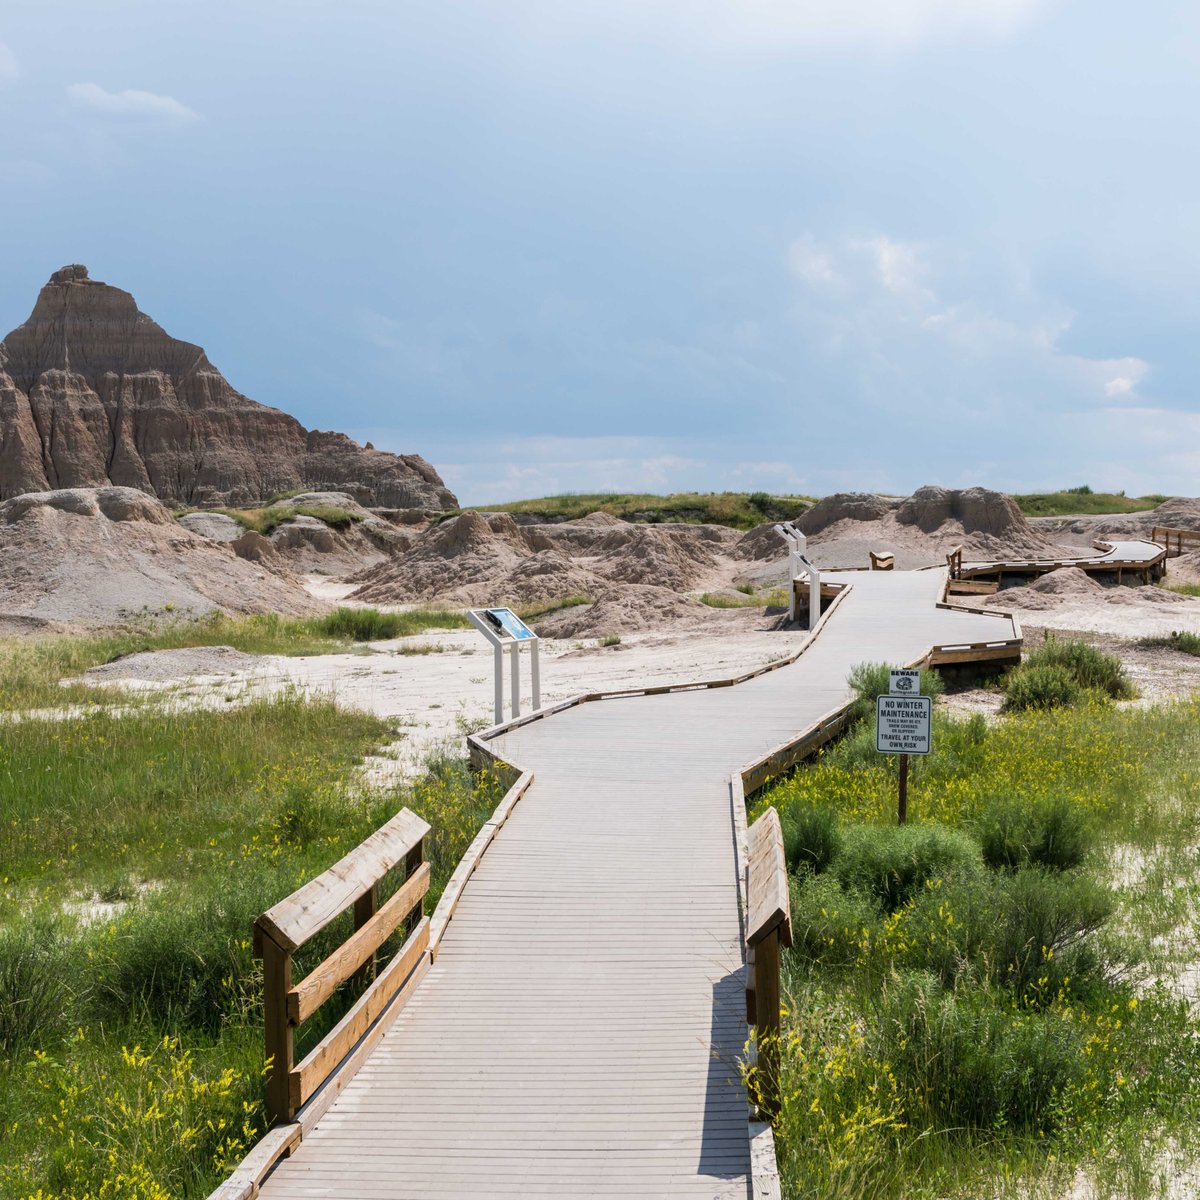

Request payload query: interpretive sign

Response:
[876,694,932,756]
[483,608,536,641]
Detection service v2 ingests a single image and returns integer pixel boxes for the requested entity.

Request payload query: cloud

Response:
[510,0,1047,52]
[788,236,839,286]
[0,40,18,84]
[66,82,198,122]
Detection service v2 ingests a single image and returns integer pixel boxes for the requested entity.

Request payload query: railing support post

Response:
[753,926,782,1119]
[746,807,793,1125]
[261,933,294,1127]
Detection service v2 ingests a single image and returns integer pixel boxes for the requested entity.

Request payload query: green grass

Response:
[211,502,364,535]
[515,595,593,622]
[1162,582,1200,598]
[0,697,509,1200]
[1138,630,1200,656]
[1013,487,1169,518]
[756,698,1200,1199]
[455,490,815,531]
[0,608,469,710]
[698,587,790,608]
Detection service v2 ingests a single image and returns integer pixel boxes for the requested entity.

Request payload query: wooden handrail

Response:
[869,551,895,571]
[946,545,963,580]
[254,807,431,1126]
[1153,525,1200,558]
[746,808,792,1122]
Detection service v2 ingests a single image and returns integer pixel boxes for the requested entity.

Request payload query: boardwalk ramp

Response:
[238,569,1019,1199]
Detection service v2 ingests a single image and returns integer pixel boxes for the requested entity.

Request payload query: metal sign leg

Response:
[493,643,504,725]
[510,642,521,719]
[530,640,541,711]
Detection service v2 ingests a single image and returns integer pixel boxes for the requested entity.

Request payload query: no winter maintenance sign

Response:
[876,694,932,755]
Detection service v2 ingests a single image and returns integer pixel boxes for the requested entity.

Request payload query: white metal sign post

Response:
[876,685,932,825]
[467,608,542,725]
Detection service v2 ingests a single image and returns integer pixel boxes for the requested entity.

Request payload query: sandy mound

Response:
[348,511,739,604]
[178,512,243,543]
[1029,567,1105,596]
[803,486,1066,567]
[0,487,322,626]
[86,645,258,682]
[731,524,789,563]
[799,493,897,534]
[533,585,712,639]
[1168,552,1200,586]
[986,567,1192,616]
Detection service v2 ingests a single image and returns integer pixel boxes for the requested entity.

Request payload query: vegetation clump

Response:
[758,698,1200,1199]
[1139,629,1200,655]
[1002,637,1134,711]
[1012,487,1168,517]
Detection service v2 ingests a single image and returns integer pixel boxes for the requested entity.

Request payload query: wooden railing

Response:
[869,550,895,571]
[254,808,431,1126]
[745,807,792,1122]
[1153,526,1200,558]
[946,545,963,580]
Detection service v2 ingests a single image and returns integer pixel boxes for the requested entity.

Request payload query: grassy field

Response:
[0,608,468,711]
[755,691,1200,1198]
[1012,486,1169,518]
[0,694,507,1200]
[458,490,815,530]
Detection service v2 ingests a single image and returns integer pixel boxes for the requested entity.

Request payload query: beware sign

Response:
[876,694,932,756]
[889,668,920,695]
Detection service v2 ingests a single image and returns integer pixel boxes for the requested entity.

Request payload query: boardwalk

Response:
[960,538,1166,580]
[253,569,1018,1199]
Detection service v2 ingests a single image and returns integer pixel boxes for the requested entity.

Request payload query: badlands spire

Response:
[0,265,456,509]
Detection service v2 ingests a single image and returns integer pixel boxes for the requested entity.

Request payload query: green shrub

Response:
[0,920,74,1051]
[1139,630,1200,656]
[1031,638,1134,700]
[976,796,1092,872]
[781,803,841,876]
[990,867,1114,999]
[847,662,944,723]
[789,872,881,964]
[876,972,1085,1132]
[833,823,981,912]
[1004,637,1134,711]
[1002,662,1084,712]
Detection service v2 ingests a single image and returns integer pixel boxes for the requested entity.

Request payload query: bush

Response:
[976,796,1092,872]
[781,803,841,875]
[1032,637,1134,700]
[1002,662,1084,712]
[876,972,1085,1132]
[0,920,74,1051]
[1004,638,1134,712]
[990,867,1114,999]
[832,823,981,912]
[789,872,881,964]
[847,662,944,724]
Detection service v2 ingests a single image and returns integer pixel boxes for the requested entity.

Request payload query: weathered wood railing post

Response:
[254,808,432,1128]
[746,807,792,1122]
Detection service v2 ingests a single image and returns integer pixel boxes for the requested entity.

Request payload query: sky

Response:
[1,0,1198,505]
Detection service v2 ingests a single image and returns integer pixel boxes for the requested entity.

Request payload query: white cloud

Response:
[788,236,839,286]
[67,82,198,122]
[0,40,18,84]
[853,236,929,297]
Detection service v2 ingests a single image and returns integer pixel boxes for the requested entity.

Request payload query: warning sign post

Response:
[876,692,933,824]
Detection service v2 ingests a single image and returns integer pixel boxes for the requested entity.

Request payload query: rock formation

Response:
[0,487,322,627]
[0,266,457,509]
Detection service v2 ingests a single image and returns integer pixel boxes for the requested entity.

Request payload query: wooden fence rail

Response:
[745,807,792,1122]
[253,807,431,1126]
[1153,526,1200,558]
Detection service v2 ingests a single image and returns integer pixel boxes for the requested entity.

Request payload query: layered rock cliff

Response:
[0,265,457,509]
